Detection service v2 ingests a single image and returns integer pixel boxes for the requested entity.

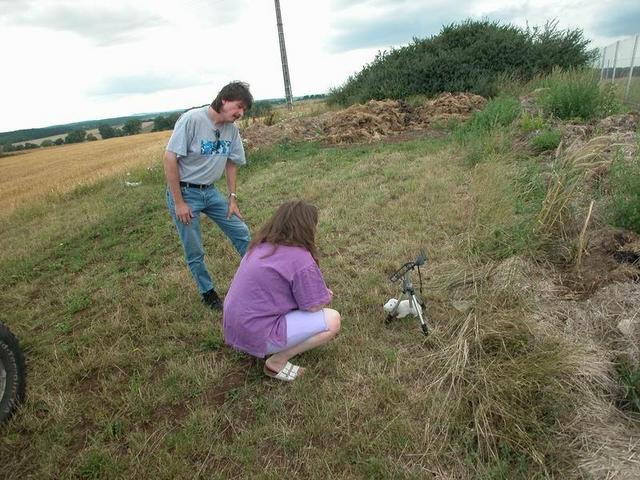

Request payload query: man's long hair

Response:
[249,201,319,263]
[211,81,253,112]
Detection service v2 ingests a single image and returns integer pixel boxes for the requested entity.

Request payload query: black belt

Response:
[180,182,212,189]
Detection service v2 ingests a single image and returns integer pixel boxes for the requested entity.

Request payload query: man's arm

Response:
[164,150,194,224]
[225,160,243,219]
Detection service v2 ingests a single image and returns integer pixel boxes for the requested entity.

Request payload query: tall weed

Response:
[538,68,621,120]
[455,96,521,165]
[607,152,640,233]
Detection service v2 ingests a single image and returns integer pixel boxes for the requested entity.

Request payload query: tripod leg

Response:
[410,294,429,336]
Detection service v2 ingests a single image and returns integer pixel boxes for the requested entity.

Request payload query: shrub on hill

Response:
[98,124,117,139]
[245,100,274,119]
[123,119,142,136]
[65,129,87,144]
[328,19,593,106]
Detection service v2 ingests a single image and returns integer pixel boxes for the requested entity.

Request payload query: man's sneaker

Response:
[202,289,223,311]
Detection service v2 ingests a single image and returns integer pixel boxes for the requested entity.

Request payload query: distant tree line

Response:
[98,119,143,139]
[151,112,182,132]
[327,19,595,105]
[1,119,145,153]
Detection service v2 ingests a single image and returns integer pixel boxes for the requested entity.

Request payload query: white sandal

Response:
[264,361,303,381]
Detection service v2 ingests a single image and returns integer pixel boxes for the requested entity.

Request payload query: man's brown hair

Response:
[249,201,319,263]
[211,81,253,112]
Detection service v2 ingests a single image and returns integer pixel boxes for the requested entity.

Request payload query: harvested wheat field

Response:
[0,131,172,217]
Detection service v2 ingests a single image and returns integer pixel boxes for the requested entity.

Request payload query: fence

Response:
[594,34,640,107]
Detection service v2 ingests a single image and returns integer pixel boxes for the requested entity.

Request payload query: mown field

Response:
[0,98,637,479]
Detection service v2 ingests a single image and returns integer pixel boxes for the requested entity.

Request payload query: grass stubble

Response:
[0,111,636,478]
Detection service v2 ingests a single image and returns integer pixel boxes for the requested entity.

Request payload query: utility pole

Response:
[274,0,293,110]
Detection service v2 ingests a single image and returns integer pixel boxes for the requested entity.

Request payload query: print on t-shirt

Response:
[201,139,231,155]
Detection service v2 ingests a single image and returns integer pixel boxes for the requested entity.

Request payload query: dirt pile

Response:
[241,93,487,149]
[322,99,410,144]
[411,92,487,127]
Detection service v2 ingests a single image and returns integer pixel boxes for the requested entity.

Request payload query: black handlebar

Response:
[389,251,427,282]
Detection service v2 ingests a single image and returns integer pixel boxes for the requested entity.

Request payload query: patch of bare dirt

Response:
[554,228,640,297]
[241,93,486,150]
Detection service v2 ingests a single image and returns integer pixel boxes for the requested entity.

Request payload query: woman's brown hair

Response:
[249,201,319,263]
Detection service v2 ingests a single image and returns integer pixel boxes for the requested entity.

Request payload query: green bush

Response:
[607,153,640,233]
[65,129,87,144]
[245,100,274,119]
[531,129,561,152]
[538,68,621,120]
[328,20,593,106]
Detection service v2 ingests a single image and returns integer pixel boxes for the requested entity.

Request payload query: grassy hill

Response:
[1,82,639,478]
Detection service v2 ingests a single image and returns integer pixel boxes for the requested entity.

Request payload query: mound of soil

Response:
[241,93,487,150]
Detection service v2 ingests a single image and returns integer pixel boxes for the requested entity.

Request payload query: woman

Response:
[223,201,341,381]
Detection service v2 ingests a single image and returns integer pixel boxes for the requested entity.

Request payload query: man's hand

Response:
[176,201,194,224]
[226,197,243,219]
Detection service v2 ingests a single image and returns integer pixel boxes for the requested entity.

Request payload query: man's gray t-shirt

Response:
[166,106,246,185]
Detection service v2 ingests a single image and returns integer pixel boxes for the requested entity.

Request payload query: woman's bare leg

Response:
[265,308,341,373]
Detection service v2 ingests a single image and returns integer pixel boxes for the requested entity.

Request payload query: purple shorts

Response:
[265,309,328,355]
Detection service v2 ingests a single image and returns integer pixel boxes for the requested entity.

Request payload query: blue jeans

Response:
[166,185,250,294]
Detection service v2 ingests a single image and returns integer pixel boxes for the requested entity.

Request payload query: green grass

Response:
[606,151,640,233]
[538,68,621,120]
[531,129,562,152]
[455,96,521,140]
[617,362,640,413]
[519,113,548,133]
[0,114,620,478]
[454,96,521,166]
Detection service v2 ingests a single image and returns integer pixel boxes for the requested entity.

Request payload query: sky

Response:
[1,0,639,133]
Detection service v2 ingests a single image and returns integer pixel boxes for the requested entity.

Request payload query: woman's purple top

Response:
[223,243,332,358]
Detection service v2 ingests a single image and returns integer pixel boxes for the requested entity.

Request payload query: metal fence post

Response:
[600,46,607,81]
[611,40,620,82]
[625,35,639,102]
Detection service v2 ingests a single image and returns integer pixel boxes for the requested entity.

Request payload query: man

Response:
[164,81,253,310]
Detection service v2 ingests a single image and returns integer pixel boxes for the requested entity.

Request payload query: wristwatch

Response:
[229,192,238,200]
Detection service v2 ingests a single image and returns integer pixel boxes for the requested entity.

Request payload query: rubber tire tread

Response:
[0,323,26,425]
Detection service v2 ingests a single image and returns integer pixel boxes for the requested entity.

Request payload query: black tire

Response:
[0,323,26,425]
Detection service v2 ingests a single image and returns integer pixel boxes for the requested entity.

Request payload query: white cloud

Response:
[1,0,638,132]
